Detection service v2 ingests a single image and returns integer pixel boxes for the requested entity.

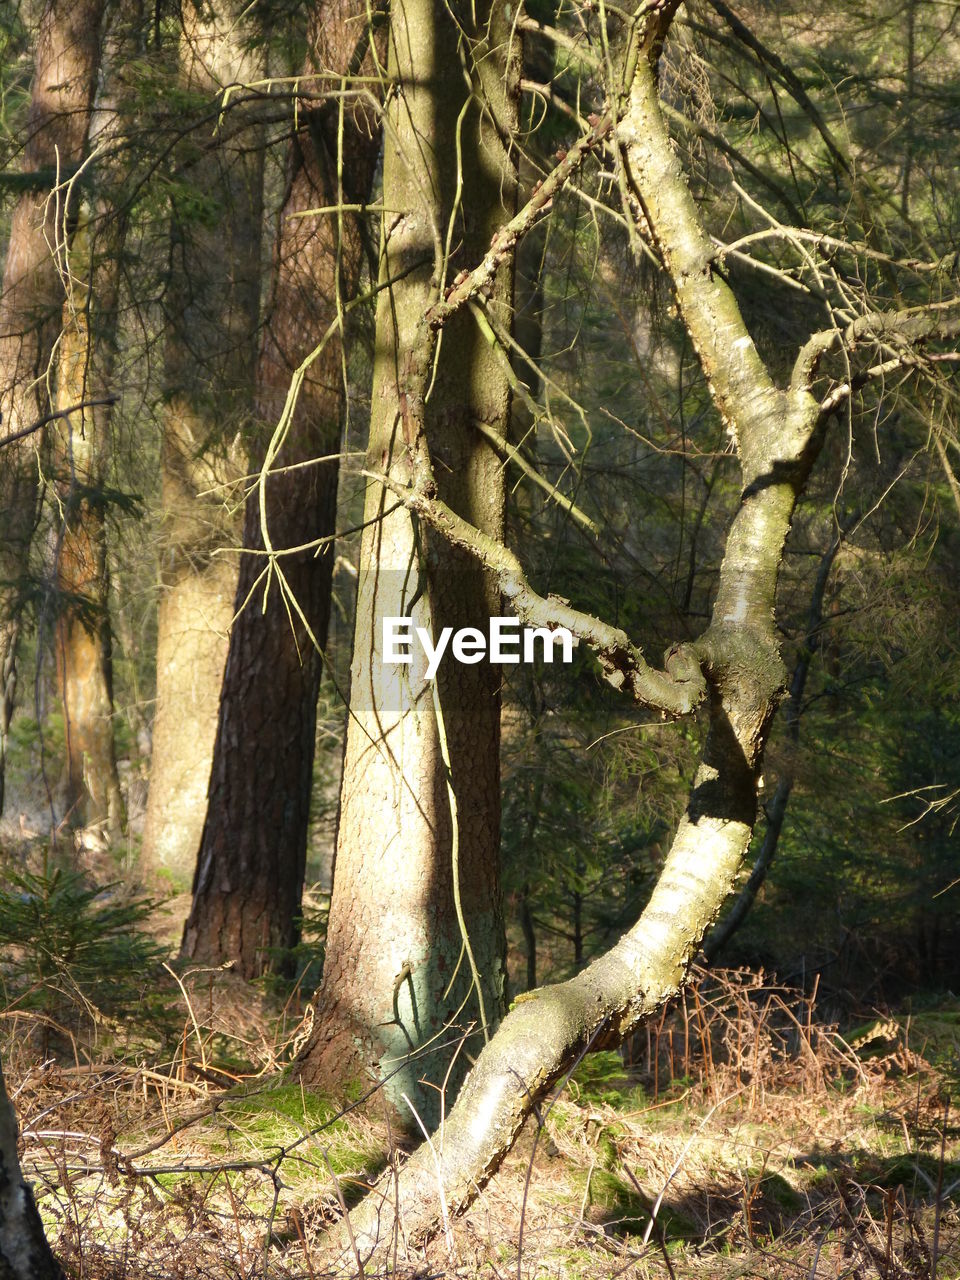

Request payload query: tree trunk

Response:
[52,211,125,842]
[333,16,835,1254]
[0,1057,62,1279]
[140,1,263,887]
[294,0,519,1129]
[704,529,843,962]
[182,0,383,977]
[0,0,107,815]
[519,881,537,991]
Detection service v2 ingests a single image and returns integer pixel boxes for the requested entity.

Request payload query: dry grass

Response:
[5,966,959,1279]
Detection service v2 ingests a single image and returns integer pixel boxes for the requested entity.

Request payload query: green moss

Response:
[545,1246,599,1279]
[575,1168,647,1235]
[864,1154,960,1198]
[757,1172,804,1213]
[212,1082,384,1182]
[343,1075,367,1104]
[569,1051,646,1109]
[595,1132,618,1170]
[152,864,193,894]
[152,1170,209,1191]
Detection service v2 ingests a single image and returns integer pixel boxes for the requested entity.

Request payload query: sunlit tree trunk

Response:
[52,211,125,840]
[0,1057,62,1278]
[704,530,843,962]
[294,0,519,1130]
[140,1,263,887]
[182,0,383,977]
[0,0,107,814]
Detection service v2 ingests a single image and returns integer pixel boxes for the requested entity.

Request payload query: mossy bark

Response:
[182,0,383,977]
[705,532,843,962]
[295,0,519,1130]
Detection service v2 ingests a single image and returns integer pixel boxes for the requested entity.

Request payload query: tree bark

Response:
[519,881,537,991]
[52,211,125,842]
[140,1,263,887]
[0,1057,63,1279]
[0,0,107,815]
[332,16,834,1255]
[704,529,843,962]
[294,0,519,1130]
[181,0,383,977]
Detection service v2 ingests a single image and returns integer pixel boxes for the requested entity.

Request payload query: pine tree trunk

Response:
[140,1,263,887]
[52,213,125,841]
[294,0,519,1130]
[0,1058,62,1279]
[182,1,383,977]
[0,0,106,814]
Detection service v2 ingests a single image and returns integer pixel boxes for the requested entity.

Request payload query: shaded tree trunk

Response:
[294,0,519,1129]
[0,1058,62,1279]
[52,211,125,841]
[519,881,537,991]
[140,1,263,887]
[0,0,107,814]
[182,0,383,977]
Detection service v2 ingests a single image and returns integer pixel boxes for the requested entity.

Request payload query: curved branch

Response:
[619,53,798,479]
[372,470,708,718]
[332,11,837,1263]
[704,528,844,961]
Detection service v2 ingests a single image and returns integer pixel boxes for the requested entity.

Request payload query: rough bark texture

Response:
[0,1058,63,1278]
[182,0,383,977]
[332,23,831,1258]
[0,0,106,814]
[53,214,124,840]
[140,1,263,886]
[295,0,519,1129]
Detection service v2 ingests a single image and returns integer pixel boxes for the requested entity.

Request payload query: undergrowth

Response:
[3,962,958,1278]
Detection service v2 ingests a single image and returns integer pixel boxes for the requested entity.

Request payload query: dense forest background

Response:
[0,0,957,1276]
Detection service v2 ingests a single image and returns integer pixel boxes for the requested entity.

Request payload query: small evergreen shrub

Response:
[0,865,168,1035]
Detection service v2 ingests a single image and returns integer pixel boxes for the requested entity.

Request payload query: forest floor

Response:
[3,945,958,1280]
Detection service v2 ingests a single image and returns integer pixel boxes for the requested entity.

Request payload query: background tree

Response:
[0,0,107,815]
[182,0,383,977]
[51,203,126,843]
[139,0,264,886]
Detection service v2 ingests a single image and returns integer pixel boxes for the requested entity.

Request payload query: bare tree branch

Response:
[367,467,707,717]
[0,396,117,449]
